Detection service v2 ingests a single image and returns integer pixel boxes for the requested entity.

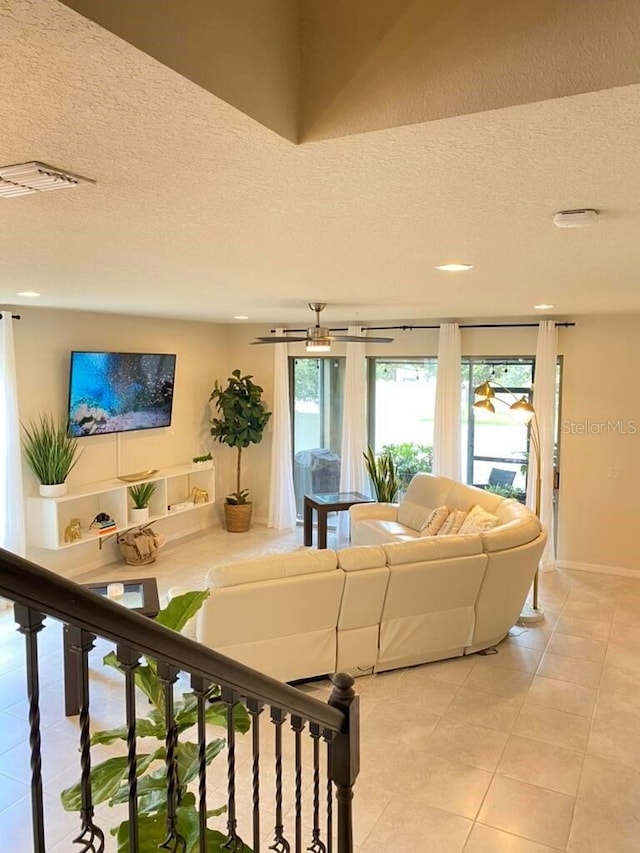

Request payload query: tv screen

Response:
[68,351,176,436]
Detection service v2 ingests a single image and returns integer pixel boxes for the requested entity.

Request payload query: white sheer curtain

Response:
[0,312,26,556]
[433,323,462,481]
[268,331,297,529]
[338,327,368,539]
[528,320,557,570]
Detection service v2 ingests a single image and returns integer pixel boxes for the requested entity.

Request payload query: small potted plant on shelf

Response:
[209,369,271,532]
[192,452,213,467]
[22,412,83,497]
[127,481,157,525]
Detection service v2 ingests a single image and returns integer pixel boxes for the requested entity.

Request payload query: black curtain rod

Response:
[0,313,21,320]
[273,321,576,333]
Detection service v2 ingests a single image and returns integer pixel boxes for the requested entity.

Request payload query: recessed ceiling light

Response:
[534,303,555,310]
[234,315,249,320]
[0,162,95,198]
[16,290,40,297]
[435,263,473,272]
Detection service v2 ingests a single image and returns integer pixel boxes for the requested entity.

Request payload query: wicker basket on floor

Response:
[223,503,252,533]
[118,527,165,566]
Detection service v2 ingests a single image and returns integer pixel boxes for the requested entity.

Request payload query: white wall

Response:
[13,307,232,573]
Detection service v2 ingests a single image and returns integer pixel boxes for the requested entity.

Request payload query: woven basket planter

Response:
[224,503,252,533]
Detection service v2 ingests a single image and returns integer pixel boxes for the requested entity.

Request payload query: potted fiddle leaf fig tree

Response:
[209,369,271,532]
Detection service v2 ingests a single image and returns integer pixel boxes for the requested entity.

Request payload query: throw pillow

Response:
[422,505,449,535]
[437,508,467,536]
[459,504,500,534]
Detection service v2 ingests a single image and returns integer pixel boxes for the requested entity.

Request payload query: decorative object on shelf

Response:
[127,481,157,525]
[191,486,209,504]
[63,518,82,542]
[191,452,213,466]
[60,591,250,848]
[21,412,83,497]
[117,526,165,566]
[89,512,117,535]
[209,368,272,533]
[473,378,544,623]
[117,468,158,483]
[363,445,400,502]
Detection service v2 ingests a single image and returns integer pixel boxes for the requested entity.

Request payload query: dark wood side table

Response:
[303,491,374,549]
[63,576,160,716]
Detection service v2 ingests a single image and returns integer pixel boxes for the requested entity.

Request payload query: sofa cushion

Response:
[337,545,387,571]
[209,548,338,588]
[396,499,432,531]
[382,535,483,565]
[459,504,499,534]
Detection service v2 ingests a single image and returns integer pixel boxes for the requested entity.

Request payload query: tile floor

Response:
[1,524,640,851]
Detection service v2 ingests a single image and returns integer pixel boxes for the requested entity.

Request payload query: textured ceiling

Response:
[1,0,640,327]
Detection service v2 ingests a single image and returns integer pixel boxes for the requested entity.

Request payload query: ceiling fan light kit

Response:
[251,302,394,350]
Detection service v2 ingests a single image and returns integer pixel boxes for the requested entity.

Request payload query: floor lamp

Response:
[473,380,545,624]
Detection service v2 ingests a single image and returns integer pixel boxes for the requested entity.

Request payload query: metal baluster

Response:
[307,724,326,853]
[67,625,105,853]
[117,644,141,853]
[291,716,304,853]
[322,731,334,853]
[221,686,246,852]
[14,605,46,853]
[191,675,211,853]
[269,707,290,853]
[246,697,264,852]
[157,663,186,852]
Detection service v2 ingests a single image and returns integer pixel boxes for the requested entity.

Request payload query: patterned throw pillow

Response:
[459,504,499,534]
[422,505,449,535]
[437,508,468,536]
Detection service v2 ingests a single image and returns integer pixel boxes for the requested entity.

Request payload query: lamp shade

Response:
[473,398,495,413]
[509,397,535,423]
[473,380,495,399]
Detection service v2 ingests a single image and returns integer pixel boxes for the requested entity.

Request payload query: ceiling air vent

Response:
[0,161,95,198]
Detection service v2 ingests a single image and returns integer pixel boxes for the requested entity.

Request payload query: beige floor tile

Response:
[587,716,640,769]
[599,661,640,696]
[359,698,442,747]
[545,632,606,662]
[424,719,509,771]
[463,664,533,698]
[387,670,460,713]
[578,754,640,818]
[417,655,478,686]
[464,823,561,853]
[478,775,574,849]
[606,620,640,648]
[513,703,591,752]
[561,600,615,623]
[594,685,640,728]
[361,794,472,852]
[554,615,611,642]
[473,644,542,674]
[506,625,552,651]
[605,639,640,672]
[536,651,602,688]
[497,734,583,796]
[567,797,640,853]
[526,676,596,718]
[442,687,523,733]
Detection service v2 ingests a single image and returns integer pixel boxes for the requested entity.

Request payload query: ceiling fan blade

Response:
[330,334,395,343]
[251,336,308,344]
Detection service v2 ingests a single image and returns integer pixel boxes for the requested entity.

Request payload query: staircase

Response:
[0,547,359,852]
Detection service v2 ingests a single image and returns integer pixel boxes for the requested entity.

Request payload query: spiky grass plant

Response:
[21,413,82,485]
[128,480,157,509]
[363,445,400,503]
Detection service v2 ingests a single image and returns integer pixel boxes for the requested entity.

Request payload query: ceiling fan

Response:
[251,303,394,351]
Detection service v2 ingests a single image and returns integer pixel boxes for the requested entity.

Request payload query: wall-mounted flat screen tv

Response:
[68,351,176,436]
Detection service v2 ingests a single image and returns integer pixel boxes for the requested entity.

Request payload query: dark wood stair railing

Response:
[0,546,359,853]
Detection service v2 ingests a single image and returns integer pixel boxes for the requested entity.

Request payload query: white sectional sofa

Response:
[195,474,546,682]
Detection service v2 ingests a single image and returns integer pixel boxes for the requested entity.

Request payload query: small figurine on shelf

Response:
[64,518,82,543]
[191,486,209,504]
